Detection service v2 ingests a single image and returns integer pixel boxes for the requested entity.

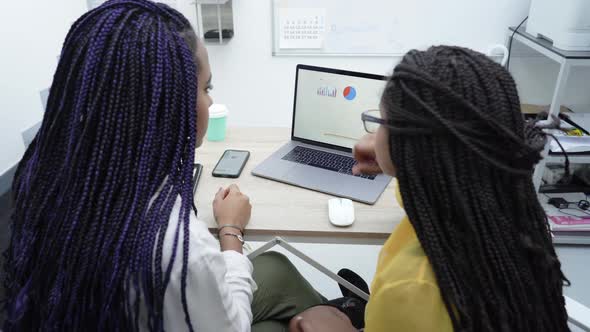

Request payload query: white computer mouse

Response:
[328,198,355,227]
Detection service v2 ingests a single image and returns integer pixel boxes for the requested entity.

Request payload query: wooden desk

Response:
[194,127,404,242]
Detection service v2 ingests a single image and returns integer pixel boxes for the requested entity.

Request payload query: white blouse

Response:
[142,197,257,331]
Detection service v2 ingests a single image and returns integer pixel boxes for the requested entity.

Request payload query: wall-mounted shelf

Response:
[195,0,234,45]
[507,26,590,191]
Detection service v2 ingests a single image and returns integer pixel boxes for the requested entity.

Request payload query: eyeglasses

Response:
[362,109,394,133]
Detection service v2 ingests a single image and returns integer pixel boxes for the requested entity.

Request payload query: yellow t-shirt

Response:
[364,185,453,332]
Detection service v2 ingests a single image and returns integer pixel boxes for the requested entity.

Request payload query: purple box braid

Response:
[2,0,199,330]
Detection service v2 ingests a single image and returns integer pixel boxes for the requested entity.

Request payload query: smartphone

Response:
[192,163,204,196]
[191,163,204,215]
[212,150,250,178]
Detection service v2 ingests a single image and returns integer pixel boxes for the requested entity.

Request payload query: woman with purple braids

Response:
[2,0,325,331]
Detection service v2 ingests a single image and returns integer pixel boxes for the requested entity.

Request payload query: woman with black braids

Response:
[2,0,323,331]
[290,46,570,332]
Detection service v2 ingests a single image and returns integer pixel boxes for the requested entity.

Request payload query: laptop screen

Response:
[293,65,386,150]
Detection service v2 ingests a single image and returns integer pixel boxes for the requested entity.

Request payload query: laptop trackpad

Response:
[287,164,341,188]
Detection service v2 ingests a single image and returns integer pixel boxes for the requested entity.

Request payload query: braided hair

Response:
[2,1,199,330]
[382,46,569,331]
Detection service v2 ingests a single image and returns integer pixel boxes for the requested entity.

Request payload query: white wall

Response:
[205,1,398,127]
[0,1,87,174]
[205,0,531,127]
[207,0,590,128]
[510,55,590,110]
[3,0,590,174]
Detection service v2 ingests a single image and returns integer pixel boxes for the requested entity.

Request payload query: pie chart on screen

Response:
[343,86,356,100]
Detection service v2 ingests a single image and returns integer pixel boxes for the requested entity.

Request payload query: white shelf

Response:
[546,155,590,164]
[196,0,230,4]
[552,233,590,245]
[567,104,590,114]
[508,26,590,191]
[510,27,590,66]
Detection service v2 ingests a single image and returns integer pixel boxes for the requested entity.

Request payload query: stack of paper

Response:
[548,113,590,153]
[549,135,590,153]
[547,215,590,232]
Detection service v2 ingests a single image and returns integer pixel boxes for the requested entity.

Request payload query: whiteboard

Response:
[272,0,530,56]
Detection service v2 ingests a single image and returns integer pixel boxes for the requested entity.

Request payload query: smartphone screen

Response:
[212,150,250,178]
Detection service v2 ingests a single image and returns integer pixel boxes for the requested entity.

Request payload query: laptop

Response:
[252,64,392,205]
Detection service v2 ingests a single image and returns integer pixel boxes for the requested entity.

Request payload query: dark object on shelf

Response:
[548,197,569,209]
[574,167,590,187]
[204,29,234,40]
[540,184,590,194]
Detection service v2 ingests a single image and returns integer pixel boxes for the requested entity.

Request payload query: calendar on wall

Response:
[272,0,527,57]
[278,8,326,49]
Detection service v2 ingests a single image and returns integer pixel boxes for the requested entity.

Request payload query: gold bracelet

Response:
[218,224,243,234]
[221,232,245,244]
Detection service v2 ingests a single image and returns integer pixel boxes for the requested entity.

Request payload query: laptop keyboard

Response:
[282,146,376,180]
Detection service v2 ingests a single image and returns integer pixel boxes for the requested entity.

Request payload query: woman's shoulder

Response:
[367,237,451,332]
[376,218,436,286]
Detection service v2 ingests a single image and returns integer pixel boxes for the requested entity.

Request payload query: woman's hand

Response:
[288,306,357,332]
[352,134,383,175]
[213,184,251,230]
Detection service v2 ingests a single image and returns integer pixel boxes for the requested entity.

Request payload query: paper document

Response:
[548,215,590,232]
[541,193,590,232]
[549,135,590,153]
[548,113,590,153]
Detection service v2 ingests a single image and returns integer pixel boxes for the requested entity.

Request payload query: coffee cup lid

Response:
[209,104,228,118]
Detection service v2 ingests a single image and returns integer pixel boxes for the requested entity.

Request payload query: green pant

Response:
[251,251,325,332]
